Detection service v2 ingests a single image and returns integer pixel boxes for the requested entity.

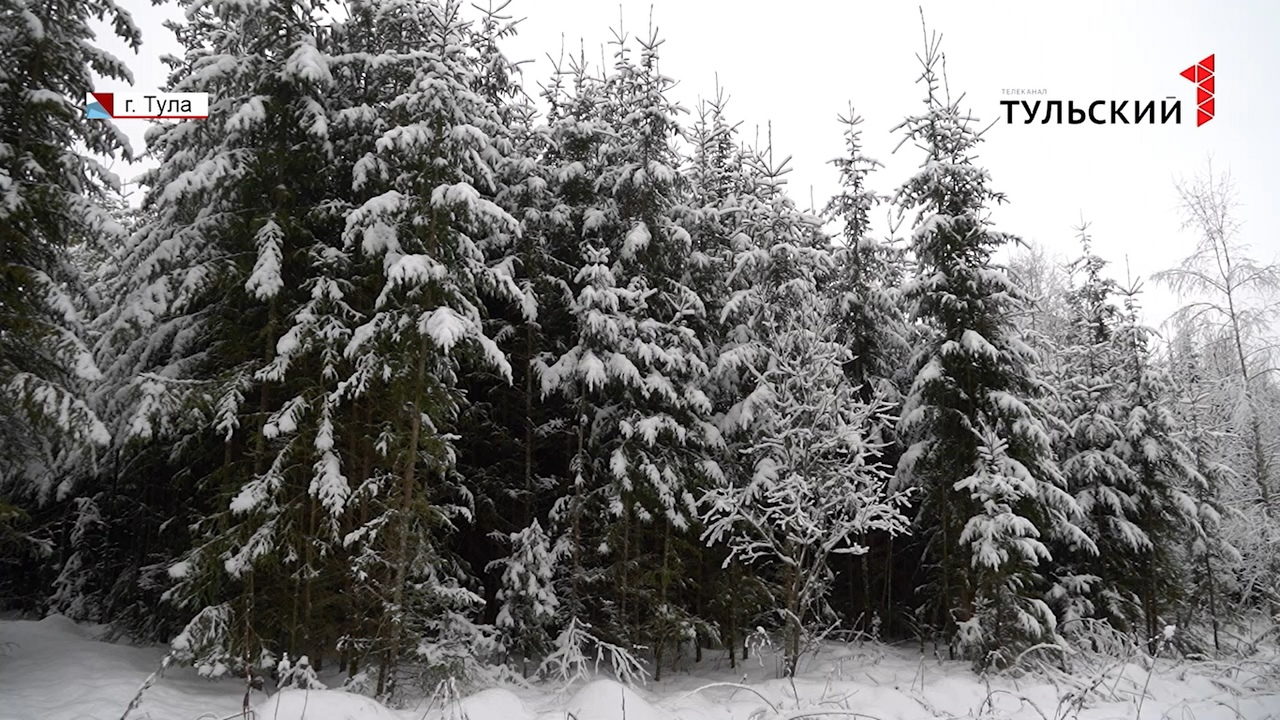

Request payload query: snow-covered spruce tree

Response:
[539,22,716,679]
[703,143,911,676]
[824,105,908,399]
[537,243,652,684]
[508,46,600,664]
[523,51,632,682]
[1048,226,1201,643]
[1109,278,1202,647]
[1046,223,1133,632]
[47,200,195,639]
[448,5,573,661]
[683,85,766,666]
[488,519,560,675]
[0,0,137,609]
[334,0,526,695]
[603,26,717,676]
[1008,240,1080,617]
[111,0,359,676]
[891,27,1092,669]
[684,81,746,336]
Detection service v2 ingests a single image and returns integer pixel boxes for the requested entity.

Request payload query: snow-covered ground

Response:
[2,615,1277,720]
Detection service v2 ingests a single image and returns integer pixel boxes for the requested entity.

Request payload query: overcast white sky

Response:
[92,0,1280,326]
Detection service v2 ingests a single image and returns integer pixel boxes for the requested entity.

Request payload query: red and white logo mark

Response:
[1180,54,1214,127]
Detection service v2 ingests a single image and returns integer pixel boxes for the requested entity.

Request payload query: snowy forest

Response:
[2,0,1279,715]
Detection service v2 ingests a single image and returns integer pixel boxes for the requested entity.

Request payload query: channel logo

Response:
[1179,54,1214,127]
[998,52,1216,128]
[85,92,209,120]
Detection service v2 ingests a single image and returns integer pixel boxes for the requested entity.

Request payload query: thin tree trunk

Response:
[242,572,255,717]
[290,573,300,657]
[694,545,704,664]
[728,558,739,669]
[571,395,587,607]
[305,494,317,669]
[379,333,429,697]
[1205,552,1220,654]
[860,535,872,633]
[656,518,673,679]
[523,324,535,527]
[353,401,375,680]
[786,555,799,677]
[619,499,631,644]
[941,490,954,658]
[883,536,894,636]
[243,302,275,669]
